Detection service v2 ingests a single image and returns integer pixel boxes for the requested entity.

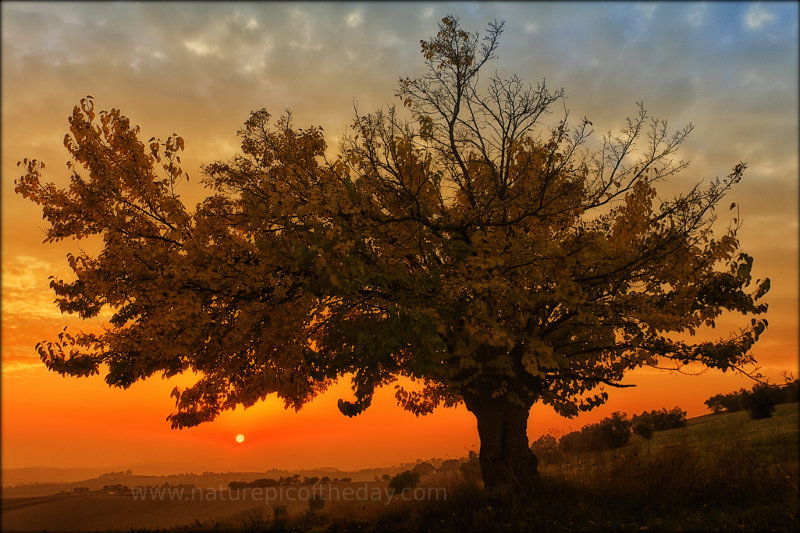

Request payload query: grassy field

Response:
[210,403,798,532]
[2,403,796,532]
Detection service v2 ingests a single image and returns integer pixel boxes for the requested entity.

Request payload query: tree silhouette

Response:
[16,16,769,499]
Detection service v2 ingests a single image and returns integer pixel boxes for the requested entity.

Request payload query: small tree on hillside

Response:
[16,16,769,499]
[530,434,564,464]
[388,470,420,494]
[705,390,748,414]
[782,376,799,403]
[595,412,633,449]
[558,412,633,453]
[438,459,460,472]
[632,407,686,431]
[742,383,783,419]
[412,461,436,476]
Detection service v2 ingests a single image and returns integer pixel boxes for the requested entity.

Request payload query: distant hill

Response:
[1,467,113,487]
[1,463,419,498]
[1,462,203,487]
[2,405,795,532]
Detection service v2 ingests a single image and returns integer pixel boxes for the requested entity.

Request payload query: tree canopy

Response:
[16,16,769,496]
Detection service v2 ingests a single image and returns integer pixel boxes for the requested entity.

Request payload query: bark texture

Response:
[464,392,538,502]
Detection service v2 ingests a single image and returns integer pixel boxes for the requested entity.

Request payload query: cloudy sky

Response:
[2,2,797,473]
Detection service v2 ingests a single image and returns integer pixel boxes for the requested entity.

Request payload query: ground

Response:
[1,403,797,532]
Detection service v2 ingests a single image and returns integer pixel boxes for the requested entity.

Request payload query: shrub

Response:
[252,478,280,488]
[273,505,288,527]
[559,412,632,453]
[707,379,797,419]
[308,494,325,513]
[705,394,726,414]
[633,421,654,439]
[530,433,564,464]
[784,378,799,403]
[743,384,781,419]
[412,461,436,476]
[459,451,482,484]
[558,429,588,454]
[632,407,687,432]
[705,389,747,414]
[388,470,420,493]
[595,411,633,449]
[667,407,687,428]
[438,459,460,472]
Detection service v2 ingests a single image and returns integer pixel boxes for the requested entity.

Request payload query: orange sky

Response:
[2,3,798,474]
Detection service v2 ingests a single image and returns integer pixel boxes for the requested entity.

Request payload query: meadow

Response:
[171,402,799,531]
[2,403,796,532]
[308,403,797,532]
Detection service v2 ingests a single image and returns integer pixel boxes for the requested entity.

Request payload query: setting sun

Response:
[235,434,245,444]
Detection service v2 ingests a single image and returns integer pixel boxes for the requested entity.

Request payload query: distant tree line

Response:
[101,483,132,493]
[705,377,798,419]
[530,407,688,463]
[228,475,351,490]
[631,407,688,439]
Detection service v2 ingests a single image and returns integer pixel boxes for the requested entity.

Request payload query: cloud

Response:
[183,37,220,57]
[2,352,45,378]
[346,10,363,28]
[287,6,322,52]
[635,3,657,19]
[744,3,776,29]
[2,256,71,319]
[687,3,708,27]
[2,2,796,316]
[1,357,44,376]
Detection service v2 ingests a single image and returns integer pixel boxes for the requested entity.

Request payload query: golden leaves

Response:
[14,14,772,431]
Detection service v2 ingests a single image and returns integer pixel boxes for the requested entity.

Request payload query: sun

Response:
[235,433,245,444]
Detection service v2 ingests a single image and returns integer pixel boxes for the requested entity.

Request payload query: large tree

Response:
[16,17,769,499]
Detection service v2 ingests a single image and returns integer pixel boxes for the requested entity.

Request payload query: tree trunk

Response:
[463,393,538,503]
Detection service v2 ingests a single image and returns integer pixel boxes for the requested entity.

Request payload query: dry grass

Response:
[149,402,798,532]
